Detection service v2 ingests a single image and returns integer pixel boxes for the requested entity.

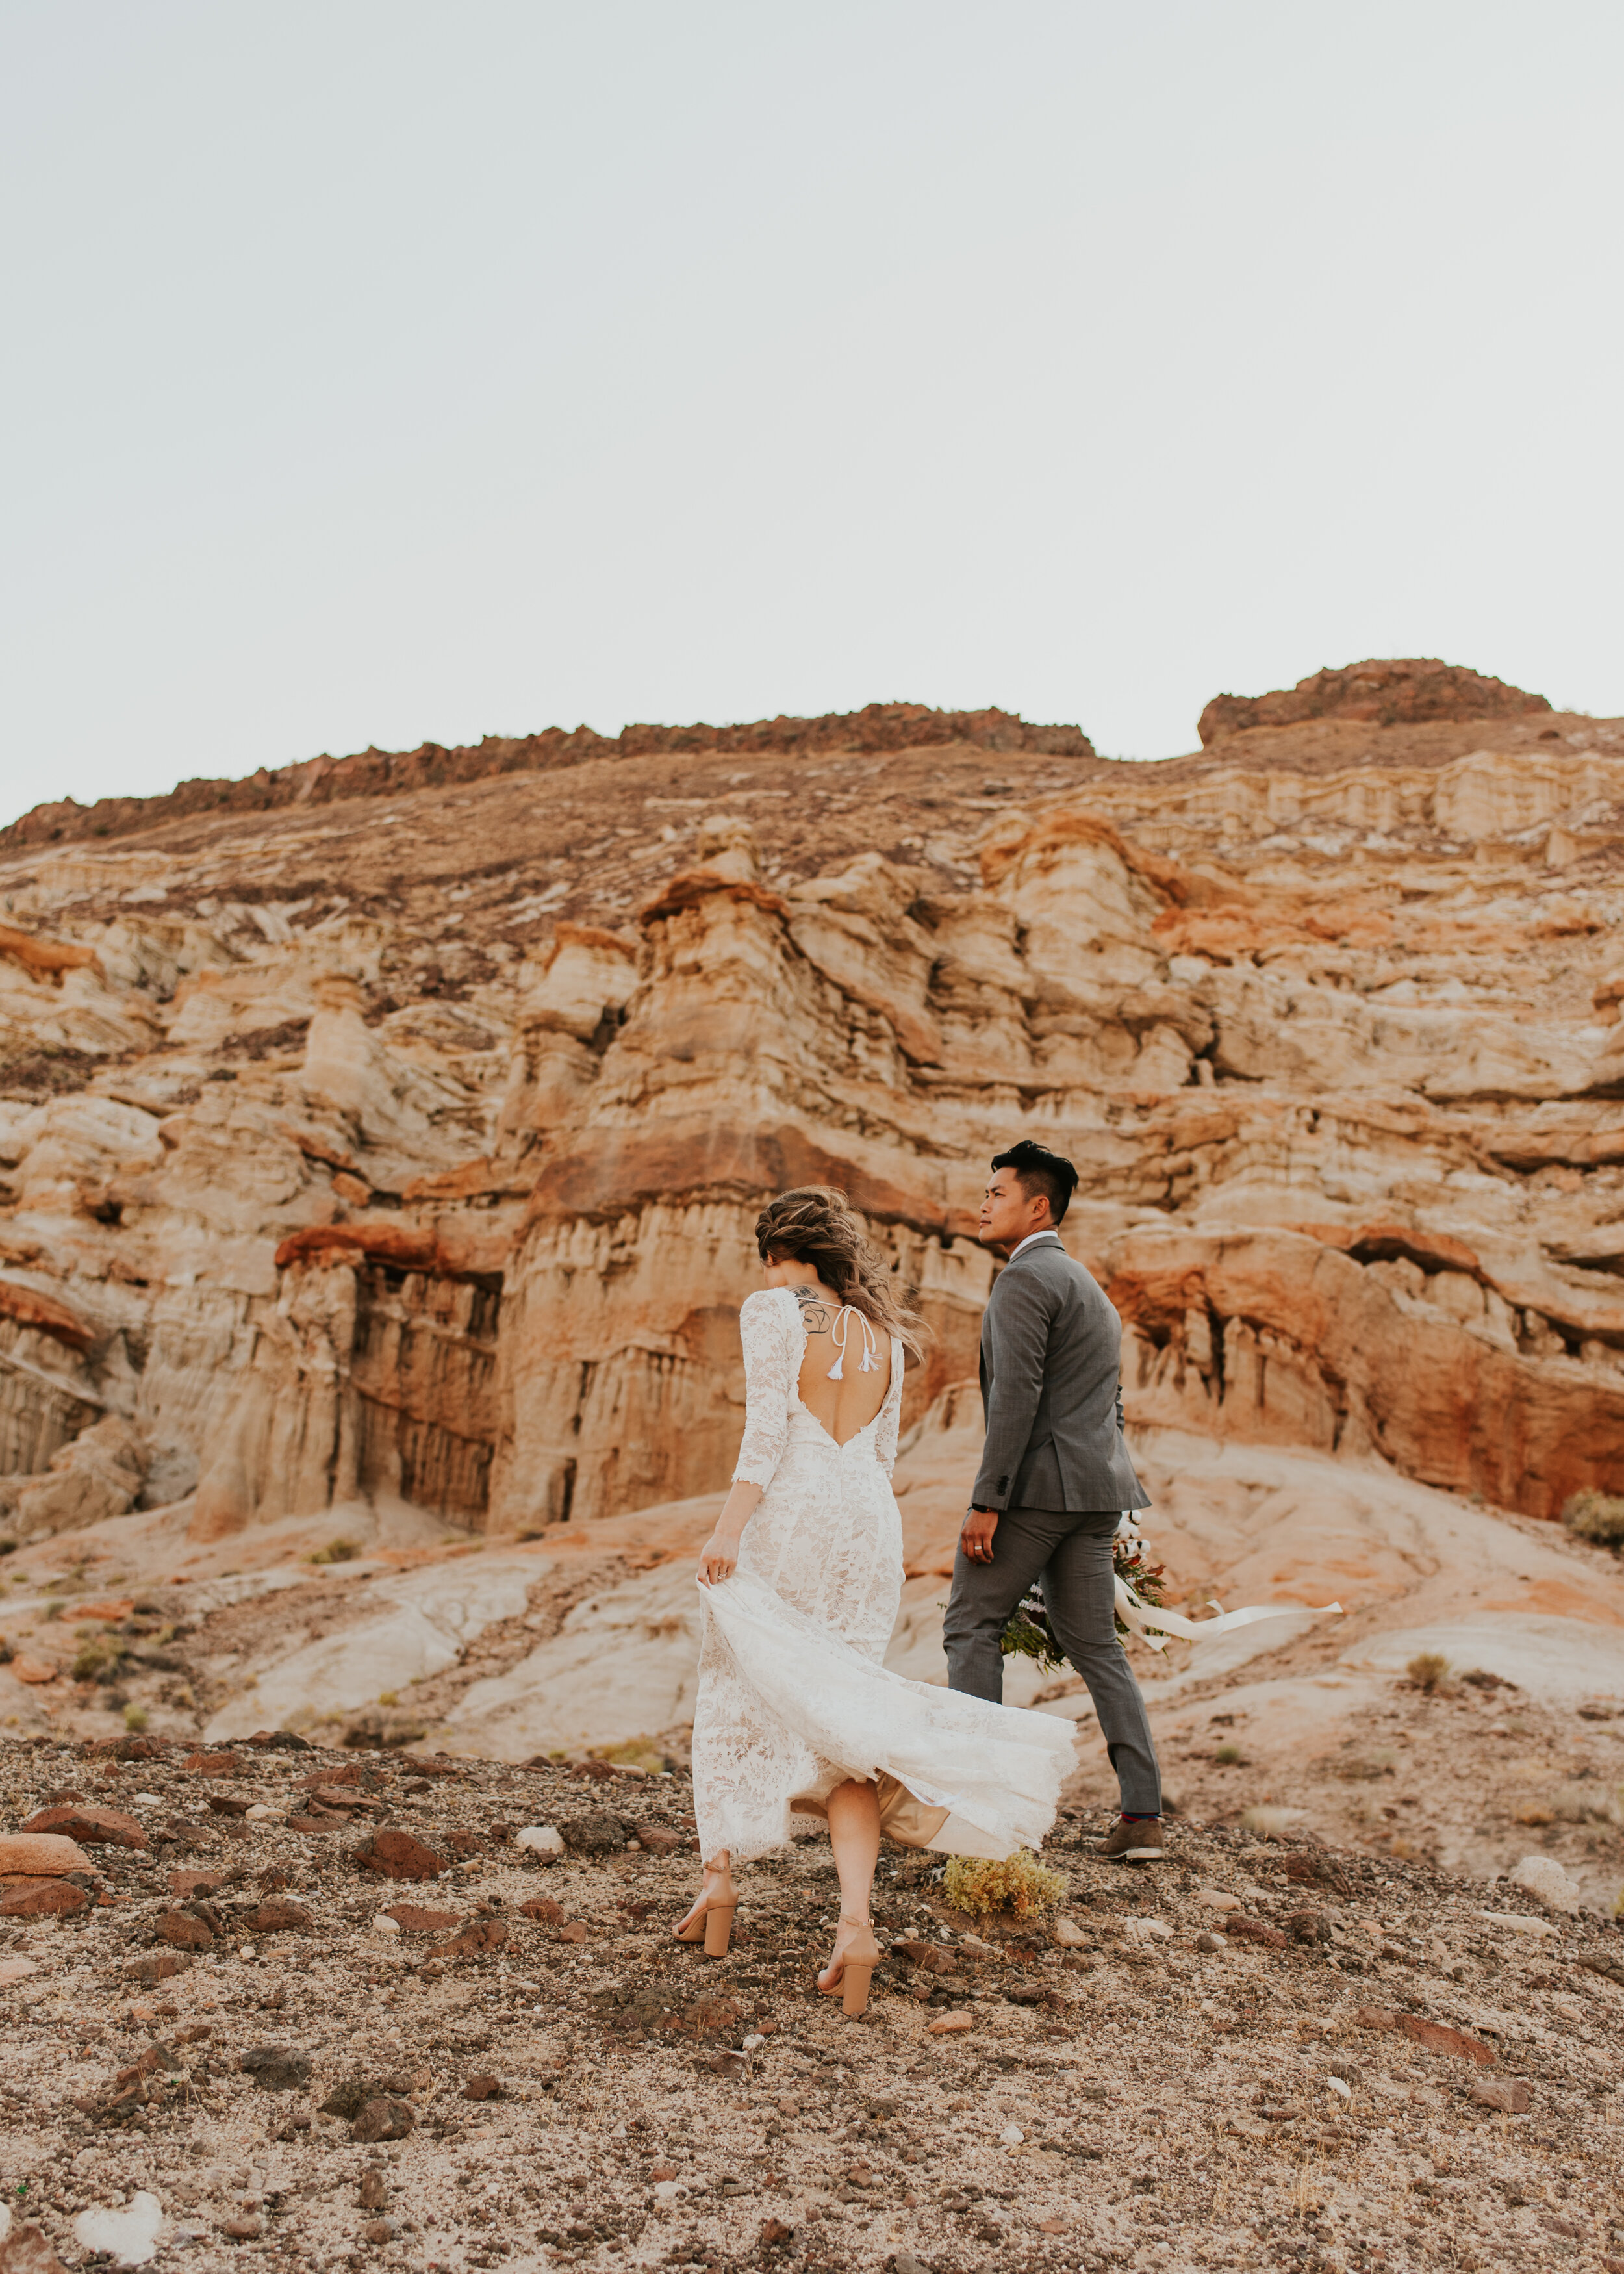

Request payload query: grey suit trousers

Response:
[943,1507,1162,1817]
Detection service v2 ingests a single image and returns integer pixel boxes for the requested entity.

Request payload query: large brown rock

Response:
[155,1910,214,1949]
[0,1833,93,1878]
[351,1829,448,1882]
[351,2097,416,2142]
[242,1899,312,1933]
[0,1878,89,1919]
[425,1919,508,1960]
[21,1804,147,1850]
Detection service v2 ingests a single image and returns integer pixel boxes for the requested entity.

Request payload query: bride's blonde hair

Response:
[754,1186,928,1361]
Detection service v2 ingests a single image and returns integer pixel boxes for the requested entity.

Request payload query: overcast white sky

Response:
[3,3,1621,826]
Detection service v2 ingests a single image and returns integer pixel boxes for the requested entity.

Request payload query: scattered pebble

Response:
[71,2191,164,2266]
[514,1824,565,1861]
[1506,1856,1581,1914]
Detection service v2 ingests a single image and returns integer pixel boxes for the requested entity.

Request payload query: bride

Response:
[679,1186,1076,2015]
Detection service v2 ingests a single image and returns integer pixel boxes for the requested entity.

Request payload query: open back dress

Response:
[691,1285,1076,1863]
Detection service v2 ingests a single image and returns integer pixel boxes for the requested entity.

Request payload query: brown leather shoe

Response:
[1099,1816,1164,1862]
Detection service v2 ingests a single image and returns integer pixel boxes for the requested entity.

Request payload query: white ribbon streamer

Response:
[1114,1574,1343,1653]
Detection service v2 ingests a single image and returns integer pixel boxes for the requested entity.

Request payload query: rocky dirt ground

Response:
[2,1731,1623,2274]
[3,1422,1623,1912]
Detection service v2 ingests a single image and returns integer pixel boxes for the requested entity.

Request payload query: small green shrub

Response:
[1407,1652,1452,1693]
[70,1635,127,1684]
[603,1737,670,1774]
[943,1848,1065,1921]
[1562,1490,1624,1551]
[1334,1753,1395,1782]
[1214,1743,1246,1765]
[307,1537,359,1566]
[1549,1781,1617,1824]
[121,1704,149,1732]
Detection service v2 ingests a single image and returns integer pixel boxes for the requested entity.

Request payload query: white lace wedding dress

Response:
[692,1285,1076,1864]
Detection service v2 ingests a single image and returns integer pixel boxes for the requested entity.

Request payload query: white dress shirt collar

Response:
[1009,1229,1063,1262]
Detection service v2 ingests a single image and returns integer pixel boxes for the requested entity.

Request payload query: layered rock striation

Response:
[0,671,1620,1578]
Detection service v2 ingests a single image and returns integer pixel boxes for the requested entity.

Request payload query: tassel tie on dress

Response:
[826,1305,880,1381]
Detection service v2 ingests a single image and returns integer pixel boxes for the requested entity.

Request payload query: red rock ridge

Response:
[1199,658,1552,745]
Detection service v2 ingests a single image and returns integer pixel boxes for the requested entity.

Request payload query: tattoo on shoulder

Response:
[792,1286,830,1333]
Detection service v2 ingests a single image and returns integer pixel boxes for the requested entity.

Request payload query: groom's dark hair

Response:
[991,1139,1080,1226]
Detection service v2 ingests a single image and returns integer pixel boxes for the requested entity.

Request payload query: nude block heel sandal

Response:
[676,1898,736,1954]
[819,1918,880,2018]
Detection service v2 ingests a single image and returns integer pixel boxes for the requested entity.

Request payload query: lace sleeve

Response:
[730,1288,798,1487]
[874,1335,906,1479]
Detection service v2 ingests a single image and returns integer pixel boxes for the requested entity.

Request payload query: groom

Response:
[942,1139,1165,1861]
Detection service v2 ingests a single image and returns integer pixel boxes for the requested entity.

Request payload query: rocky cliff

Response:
[1,674,1619,1557]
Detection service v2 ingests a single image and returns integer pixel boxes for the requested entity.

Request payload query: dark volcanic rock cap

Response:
[1199,658,1552,746]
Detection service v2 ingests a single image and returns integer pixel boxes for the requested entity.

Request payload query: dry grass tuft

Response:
[1562,1490,1624,1550]
[1407,1651,1452,1693]
[1548,1782,1619,1825]
[1240,1805,1305,1839]
[943,1848,1065,1921]
[308,1537,359,1566]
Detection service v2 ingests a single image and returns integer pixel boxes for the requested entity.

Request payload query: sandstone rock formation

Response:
[0,681,1619,1568]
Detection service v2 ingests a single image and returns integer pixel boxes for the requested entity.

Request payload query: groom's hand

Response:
[960,1506,1000,1564]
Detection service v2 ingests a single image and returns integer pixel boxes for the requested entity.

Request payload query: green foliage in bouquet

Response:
[999,1592,1065,1672]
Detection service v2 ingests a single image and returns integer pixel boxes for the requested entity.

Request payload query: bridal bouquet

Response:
[999,1519,1169,1670]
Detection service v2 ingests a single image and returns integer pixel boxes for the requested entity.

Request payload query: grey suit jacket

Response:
[971,1233,1150,1514]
